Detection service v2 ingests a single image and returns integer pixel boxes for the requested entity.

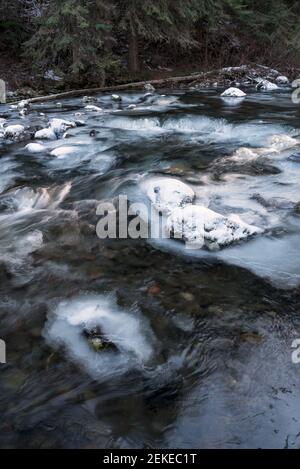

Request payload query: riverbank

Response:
[1,54,299,102]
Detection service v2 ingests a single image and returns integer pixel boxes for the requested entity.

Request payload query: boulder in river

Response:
[256,80,279,91]
[267,134,298,151]
[25,143,45,153]
[85,105,103,112]
[141,177,195,215]
[167,205,262,250]
[49,118,76,136]
[221,87,246,98]
[83,96,98,104]
[35,128,57,140]
[17,100,31,110]
[111,94,122,102]
[276,76,289,85]
[4,124,26,141]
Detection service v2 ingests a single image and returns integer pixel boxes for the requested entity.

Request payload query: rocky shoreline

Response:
[1,64,296,103]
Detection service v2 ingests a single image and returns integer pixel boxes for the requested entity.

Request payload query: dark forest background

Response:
[1,0,300,89]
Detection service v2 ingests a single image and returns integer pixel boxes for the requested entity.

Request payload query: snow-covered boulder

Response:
[50,146,77,158]
[35,128,57,140]
[4,125,25,140]
[85,105,103,112]
[267,134,298,151]
[83,96,98,104]
[17,100,30,110]
[112,94,122,102]
[49,118,76,136]
[25,143,45,153]
[144,83,155,92]
[167,205,262,250]
[221,87,246,98]
[276,75,289,85]
[256,80,279,91]
[141,177,195,215]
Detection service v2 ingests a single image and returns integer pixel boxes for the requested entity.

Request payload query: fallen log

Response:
[11,71,216,104]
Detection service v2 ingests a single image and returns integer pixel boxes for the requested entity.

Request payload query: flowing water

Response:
[1,88,300,448]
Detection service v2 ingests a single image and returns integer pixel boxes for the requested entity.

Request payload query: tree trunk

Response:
[128,28,139,74]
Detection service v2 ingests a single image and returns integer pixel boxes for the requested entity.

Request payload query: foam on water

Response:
[0,183,72,213]
[104,114,292,146]
[44,294,156,379]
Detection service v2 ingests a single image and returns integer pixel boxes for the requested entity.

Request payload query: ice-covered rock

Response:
[4,125,25,140]
[35,128,57,140]
[144,83,155,92]
[167,205,262,250]
[83,96,98,103]
[276,75,289,85]
[256,80,279,91]
[17,99,30,110]
[50,146,78,158]
[267,134,298,151]
[112,94,122,102]
[221,87,246,98]
[49,118,76,136]
[85,105,103,112]
[228,147,260,162]
[141,177,195,215]
[25,143,45,153]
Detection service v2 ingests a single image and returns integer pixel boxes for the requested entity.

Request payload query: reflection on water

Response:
[1,88,300,448]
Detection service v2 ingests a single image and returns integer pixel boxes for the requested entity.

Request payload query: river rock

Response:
[276,75,289,85]
[111,94,122,102]
[49,118,76,136]
[25,143,45,153]
[256,80,279,91]
[221,87,246,97]
[50,146,78,157]
[83,96,98,103]
[4,124,26,141]
[167,205,262,250]
[141,177,195,215]
[35,128,57,140]
[144,83,155,92]
[17,100,31,110]
[85,105,103,112]
[267,134,298,151]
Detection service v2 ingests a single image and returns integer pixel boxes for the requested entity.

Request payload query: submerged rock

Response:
[221,87,246,98]
[141,177,195,215]
[82,326,117,352]
[256,80,279,91]
[4,124,26,141]
[167,205,262,250]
